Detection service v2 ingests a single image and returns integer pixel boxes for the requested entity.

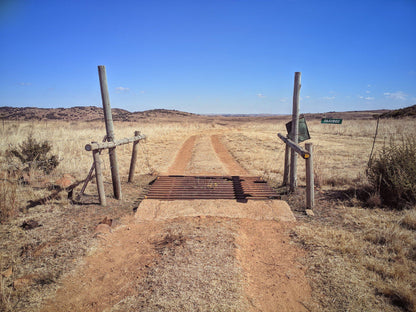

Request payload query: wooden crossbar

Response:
[85,134,146,151]
[277,133,310,159]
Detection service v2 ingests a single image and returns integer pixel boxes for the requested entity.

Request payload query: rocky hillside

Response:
[378,104,416,118]
[1,105,413,122]
[0,106,196,121]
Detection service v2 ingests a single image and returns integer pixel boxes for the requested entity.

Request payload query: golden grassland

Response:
[222,118,416,312]
[0,117,415,311]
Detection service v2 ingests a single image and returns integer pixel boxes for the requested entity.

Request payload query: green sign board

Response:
[321,118,343,124]
[286,117,311,143]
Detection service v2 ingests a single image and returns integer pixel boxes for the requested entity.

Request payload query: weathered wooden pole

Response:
[282,144,290,186]
[85,133,146,151]
[290,72,301,192]
[305,142,314,209]
[80,135,107,195]
[98,65,122,200]
[277,133,310,159]
[93,149,106,206]
[128,131,141,183]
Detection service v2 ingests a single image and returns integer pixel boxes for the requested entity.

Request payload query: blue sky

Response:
[0,0,415,114]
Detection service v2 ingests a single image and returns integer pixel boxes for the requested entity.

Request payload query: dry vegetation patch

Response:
[292,205,416,312]
[0,179,150,311]
[112,216,249,312]
[221,118,416,311]
[1,117,416,311]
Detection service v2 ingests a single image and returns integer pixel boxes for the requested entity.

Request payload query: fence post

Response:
[290,72,301,192]
[128,131,140,183]
[93,149,106,206]
[98,65,122,200]
[305,142,314,209]
[282,144,290,186]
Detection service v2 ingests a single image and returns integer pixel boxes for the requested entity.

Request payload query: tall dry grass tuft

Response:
[0,176,18,223]
[400,208,416,231]
[1,275,14,312]
[367,135,416,208]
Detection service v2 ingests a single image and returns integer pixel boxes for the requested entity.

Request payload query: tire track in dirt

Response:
[166,133,249,176]
[165,135,197,175]
[185,135,228,175]
[41,217,162,312]
[211,134,249,176]
[139,132,310,311]
[236,219,311,312]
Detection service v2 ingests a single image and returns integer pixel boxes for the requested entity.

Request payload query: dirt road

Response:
[42,133,311,311]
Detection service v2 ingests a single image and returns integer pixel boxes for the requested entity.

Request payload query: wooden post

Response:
[98,65,122,200]
[80,135,107,195]
[128,131,140,183]
[98,66,115,142]
[282,144,290,186]
[290,72,301,192]
[305,143,314,209]
[93,149,106,206]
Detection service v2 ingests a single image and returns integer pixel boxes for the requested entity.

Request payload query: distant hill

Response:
[0,106,196,121]
[303,109,390,120]
[378,104,416,119]
[1,105,413,122]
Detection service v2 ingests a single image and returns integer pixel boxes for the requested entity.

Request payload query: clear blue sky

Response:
[1,0,415,114]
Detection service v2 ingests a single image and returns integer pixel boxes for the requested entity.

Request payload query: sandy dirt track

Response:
[42,133,310,311]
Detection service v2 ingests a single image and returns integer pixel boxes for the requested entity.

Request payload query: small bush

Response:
[6,134,59,174]
[367,136,416,208]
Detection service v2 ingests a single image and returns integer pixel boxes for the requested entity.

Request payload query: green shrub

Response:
[367,136,416,208]
[6,134,59,174]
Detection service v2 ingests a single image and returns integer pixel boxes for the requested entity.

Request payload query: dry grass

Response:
[292,205,416,311]
[0,120,224,178]
[0,119,231,311]
[400,209,416,231]
[1,117,416,311]
[112,217,248,312]
[0,175,18,223]
[221,117,416,312]
[0,185,148,311]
